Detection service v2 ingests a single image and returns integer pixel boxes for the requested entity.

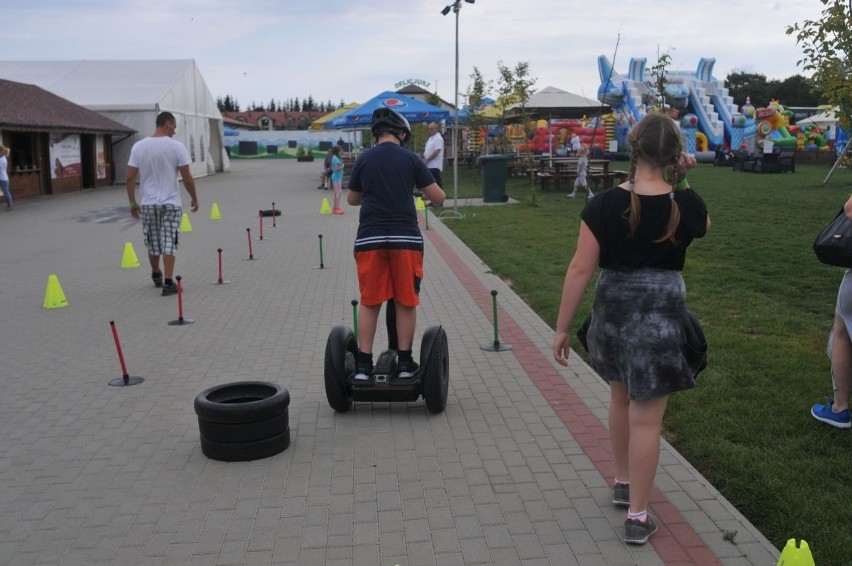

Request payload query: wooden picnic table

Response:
[534,159,627,192]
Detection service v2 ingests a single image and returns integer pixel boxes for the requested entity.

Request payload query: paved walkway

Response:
[0,159,778,565]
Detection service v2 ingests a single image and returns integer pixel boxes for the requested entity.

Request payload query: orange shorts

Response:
[355,248,423,307]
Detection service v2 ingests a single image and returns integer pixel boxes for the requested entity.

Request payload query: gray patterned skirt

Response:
[586,268,696,401]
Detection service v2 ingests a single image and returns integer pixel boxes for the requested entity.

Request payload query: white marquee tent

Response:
[0,59,225,182]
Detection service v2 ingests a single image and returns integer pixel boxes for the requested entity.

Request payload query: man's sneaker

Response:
[624,513,658,545]
[612,483,630,507]
[811,399,851,429]
[161,282,178,297]
[565,193,577,199]
[332,208,344,215]
[151,272,163,288]
[354,361,373,382]
[398,359,419,378]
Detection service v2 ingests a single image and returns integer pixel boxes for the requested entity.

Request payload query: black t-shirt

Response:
[581,186,707,270]
[348,142,436,251]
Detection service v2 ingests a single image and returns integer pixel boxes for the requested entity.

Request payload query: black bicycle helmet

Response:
[371,107,411,144]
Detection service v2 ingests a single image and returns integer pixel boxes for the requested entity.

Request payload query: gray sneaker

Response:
[624,513,658,545]
[612,483,630,507]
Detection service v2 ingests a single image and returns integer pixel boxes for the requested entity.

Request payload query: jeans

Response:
[0,179,12,207]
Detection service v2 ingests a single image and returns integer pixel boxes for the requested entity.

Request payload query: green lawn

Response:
[442,158,852,566]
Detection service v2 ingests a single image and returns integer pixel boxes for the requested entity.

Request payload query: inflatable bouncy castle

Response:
[597,55,758,154]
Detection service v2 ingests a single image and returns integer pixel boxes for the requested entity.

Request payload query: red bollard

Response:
[258,210,264,240]
[272,202,277,228]
[168,276,194,326]
[243,228,257,260]
[211,248,230,284]
[108,321,144,386]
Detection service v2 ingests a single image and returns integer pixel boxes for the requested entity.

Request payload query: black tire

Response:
[324,325,354,412]
[200,427,290,462]
[194,381,290,424]
[198,410,289,443]
[421,326,449,413]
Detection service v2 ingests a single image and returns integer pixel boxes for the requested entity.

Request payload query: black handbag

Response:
[814,209,852,268]
[576,310,708,377]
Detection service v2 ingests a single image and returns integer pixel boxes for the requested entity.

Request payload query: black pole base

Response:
[109,375,145,387]
[168,318,195,326]
[242,256,258,261]
[210,279,231,285]
[480,341,513,352]
[312,265,328,270]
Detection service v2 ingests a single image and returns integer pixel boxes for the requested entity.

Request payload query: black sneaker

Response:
[151,271,163,288]
[624,513,658,545]
[354,360,373,381]
[612,483,630,507]
[161,282,178,296]
[398,359,419,378]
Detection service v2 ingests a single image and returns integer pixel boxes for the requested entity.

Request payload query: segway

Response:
[324,300,449,413]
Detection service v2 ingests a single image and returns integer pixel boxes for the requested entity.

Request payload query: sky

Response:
[3,0,826,110]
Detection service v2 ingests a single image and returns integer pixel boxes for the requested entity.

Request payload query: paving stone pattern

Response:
[0,159,778,565]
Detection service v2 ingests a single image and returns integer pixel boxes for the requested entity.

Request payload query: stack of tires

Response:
[194,381,291,462]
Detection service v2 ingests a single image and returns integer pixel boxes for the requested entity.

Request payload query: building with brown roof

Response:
[221,110,330,131]
[0,78,135,201]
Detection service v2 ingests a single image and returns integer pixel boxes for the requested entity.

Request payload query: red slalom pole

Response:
[272,202,277,228]
[218,248,223,283]
[108,321,144,386]
[258,210,264,240]
[212,248,230,284]
[243,228,256,260]
[168,276,194,326]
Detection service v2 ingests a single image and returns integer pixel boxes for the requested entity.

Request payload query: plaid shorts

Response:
[141,204,181,256]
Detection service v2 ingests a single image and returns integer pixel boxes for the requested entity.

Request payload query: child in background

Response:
[318,148,333,190]
[567,146,593,199]
[331,146,345,214]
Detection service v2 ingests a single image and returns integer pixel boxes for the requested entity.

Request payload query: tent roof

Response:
[0,59,205,111]
[507,86,606,119]
[330,91,450,129]
[309,102,359,131]
[796,108,838,128]
[0,78,134,134]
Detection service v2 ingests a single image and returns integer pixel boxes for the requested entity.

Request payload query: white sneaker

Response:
[566,193,576,199]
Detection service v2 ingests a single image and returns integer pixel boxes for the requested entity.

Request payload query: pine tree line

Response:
[216,94,347,113]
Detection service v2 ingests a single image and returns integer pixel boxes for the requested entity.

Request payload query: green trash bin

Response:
[479,154,509,203]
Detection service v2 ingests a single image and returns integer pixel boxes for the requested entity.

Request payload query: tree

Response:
[494,60,537,152]
[464,66,491,154]
[425,92,442,107]
[724,71,770,107]
[787,0,852,131]
[644,46,674,110]
[268,98,276,112]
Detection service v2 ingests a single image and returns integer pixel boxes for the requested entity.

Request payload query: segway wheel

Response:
[420,326,449,413]
[324,325,355,412]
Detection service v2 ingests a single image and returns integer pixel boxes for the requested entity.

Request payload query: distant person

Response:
[422,122,444,191]
[566,146,593,199]
[552,112,709,545]
[319,148,333,190]
[126,111,199,296]
[570,132,581,155]
[330,145,345,214]
[811,194,852,429]
[0,145,12,210]
[347,108,445,381]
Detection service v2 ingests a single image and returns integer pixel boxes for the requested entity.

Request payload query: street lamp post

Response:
[440,0,474,219]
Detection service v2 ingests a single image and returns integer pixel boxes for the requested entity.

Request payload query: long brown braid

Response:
[623,113,684,243]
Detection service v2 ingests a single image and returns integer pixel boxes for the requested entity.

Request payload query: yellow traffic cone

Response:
[210,202,221,220]
[180,212,193,232]
[43,274,69,309]
[415,196,426,210]
[777,539,815,566]
[121,242,140,269]
[320,198,332,214]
